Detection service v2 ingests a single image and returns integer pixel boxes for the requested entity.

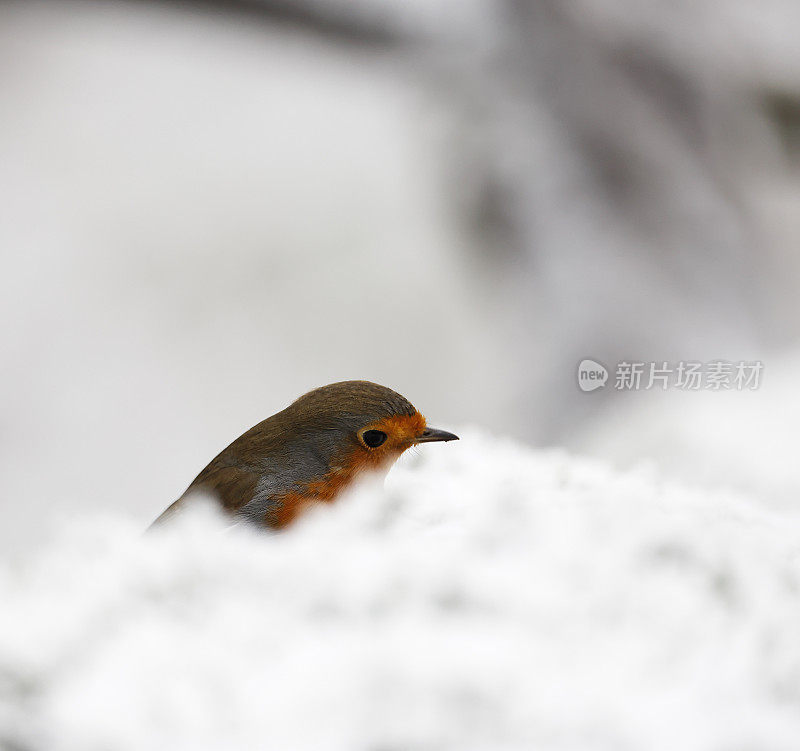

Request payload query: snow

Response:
[3,430,800,751]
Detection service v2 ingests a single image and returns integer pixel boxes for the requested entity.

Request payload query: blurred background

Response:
[2,0,800,550]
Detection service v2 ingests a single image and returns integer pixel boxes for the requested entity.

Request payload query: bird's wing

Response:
[184,463,262,513]
[148,463,263,529]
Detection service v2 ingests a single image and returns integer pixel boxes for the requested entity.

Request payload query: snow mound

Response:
[2,430,800,750]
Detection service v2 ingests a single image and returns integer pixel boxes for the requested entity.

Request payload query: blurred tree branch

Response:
[141,0,408,47]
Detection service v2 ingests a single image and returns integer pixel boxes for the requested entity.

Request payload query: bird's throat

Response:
[268,447,401,529]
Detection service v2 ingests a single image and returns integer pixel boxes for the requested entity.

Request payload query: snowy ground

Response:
[2,430,800,751]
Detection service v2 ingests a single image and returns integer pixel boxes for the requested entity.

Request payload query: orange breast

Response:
[265,412,426,529]
[267,459,367,529]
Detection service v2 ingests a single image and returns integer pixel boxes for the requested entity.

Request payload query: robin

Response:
[150,380,458,530]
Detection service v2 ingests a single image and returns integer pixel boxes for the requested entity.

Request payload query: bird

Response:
[150,380,458,530]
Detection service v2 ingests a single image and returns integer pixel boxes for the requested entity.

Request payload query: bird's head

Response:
[278,381,458,490]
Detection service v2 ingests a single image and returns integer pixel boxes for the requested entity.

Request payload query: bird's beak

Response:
[416,427,459,443]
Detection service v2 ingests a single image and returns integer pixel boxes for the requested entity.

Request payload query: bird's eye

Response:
[361,429,387,448]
